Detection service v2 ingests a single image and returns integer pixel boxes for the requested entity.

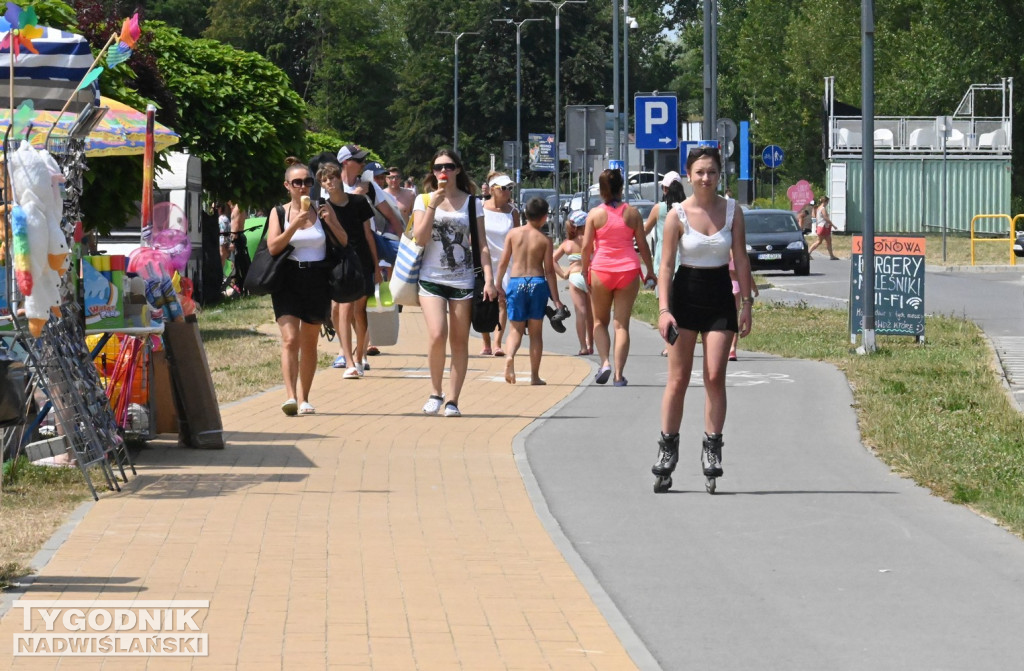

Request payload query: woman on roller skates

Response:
[652,146,753,493]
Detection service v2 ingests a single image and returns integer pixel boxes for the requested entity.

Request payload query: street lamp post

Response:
[436,30,480,153]
[622,6,637,199]
[531,0,585,239]
[493,17,545,202]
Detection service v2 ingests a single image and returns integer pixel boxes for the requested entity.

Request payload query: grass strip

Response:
[634,290,1024,537]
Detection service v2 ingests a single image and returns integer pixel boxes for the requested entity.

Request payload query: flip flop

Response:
[281,399,298,416]
[613,377,628,387]
[298,402,316,415]
[366,346,380,356]
[480,348,493,356]
[595,365,611,385]
[494,348,505,357]
[332,354,347,368]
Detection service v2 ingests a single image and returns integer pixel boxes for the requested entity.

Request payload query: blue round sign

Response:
[762,145,784,168]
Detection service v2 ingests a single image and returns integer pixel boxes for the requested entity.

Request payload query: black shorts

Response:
[271,261,331,325]
[670,265,738,333]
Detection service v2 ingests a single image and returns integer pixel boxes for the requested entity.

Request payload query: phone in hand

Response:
[666,323,679,345]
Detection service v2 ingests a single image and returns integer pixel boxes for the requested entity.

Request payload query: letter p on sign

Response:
[645,102,668,135]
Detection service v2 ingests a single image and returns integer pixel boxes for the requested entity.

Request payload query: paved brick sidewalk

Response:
[1,310,640,670]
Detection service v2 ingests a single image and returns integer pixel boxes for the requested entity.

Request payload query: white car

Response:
[627,171,664,201]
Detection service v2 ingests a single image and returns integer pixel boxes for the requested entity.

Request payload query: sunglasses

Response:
[433,163,458,172]
[289,177,315,188]
[386,174,401,179]
[493,184,513,192]
[688,146,721,158]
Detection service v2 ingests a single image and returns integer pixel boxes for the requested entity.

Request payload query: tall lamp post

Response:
[493,17,545,201]
[436,30,480,153]
[531,0,585,238]
[622,6,637,198]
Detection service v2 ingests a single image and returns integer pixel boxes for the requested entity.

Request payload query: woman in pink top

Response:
[581,169,655,386]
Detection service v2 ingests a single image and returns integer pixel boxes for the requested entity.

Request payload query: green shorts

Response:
[418,280,474,301]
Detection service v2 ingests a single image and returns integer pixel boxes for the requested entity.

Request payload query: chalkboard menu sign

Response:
[849,236,926,339]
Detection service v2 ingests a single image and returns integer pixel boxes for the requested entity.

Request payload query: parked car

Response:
[627,171,664,201]
[744,209,810,275]
[629,199,657,222]
[520,188,555,207]
[1015,233,1024,258]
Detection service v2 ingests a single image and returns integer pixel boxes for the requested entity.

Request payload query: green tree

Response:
[148,22,307,208]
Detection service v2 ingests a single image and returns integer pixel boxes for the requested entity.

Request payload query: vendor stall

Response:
[0,15,217,499]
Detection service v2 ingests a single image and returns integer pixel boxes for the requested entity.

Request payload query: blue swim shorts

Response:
[505,276,550,322]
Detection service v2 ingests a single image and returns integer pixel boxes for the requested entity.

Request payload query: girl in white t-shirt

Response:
[411,149,496,417]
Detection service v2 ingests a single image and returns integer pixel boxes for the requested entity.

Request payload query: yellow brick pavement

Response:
[0,310,640,670]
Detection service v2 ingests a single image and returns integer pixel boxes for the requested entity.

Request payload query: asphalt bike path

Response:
[524,270,1024,670]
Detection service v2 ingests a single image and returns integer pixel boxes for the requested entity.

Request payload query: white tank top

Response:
[284,208,327,262]
[677,198,735,268]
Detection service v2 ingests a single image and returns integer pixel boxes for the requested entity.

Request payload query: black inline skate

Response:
[651,432,680,493]
[701,433,724,494]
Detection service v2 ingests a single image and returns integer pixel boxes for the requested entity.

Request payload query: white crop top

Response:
[284,210,327,263]
[676,198,736,268]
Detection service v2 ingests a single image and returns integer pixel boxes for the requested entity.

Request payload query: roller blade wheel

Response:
[705,476,717,494]
[653,475,673,493]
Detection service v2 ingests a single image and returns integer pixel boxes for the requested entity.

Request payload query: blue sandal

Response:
[332,355,347,368]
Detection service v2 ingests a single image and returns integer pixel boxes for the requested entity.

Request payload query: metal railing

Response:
[830,116,1012,156]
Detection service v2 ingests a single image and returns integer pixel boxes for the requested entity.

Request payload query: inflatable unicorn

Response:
[8,141,70,336]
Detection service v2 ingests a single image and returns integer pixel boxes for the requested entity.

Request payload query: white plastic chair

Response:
[873,128,894,148]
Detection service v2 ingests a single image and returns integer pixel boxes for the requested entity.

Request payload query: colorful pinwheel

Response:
[0,2,43,57]
[105,13,139,67]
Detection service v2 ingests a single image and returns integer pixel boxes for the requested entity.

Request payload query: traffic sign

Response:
[678,140,719,176]
[762,145,785,168]
[635,95,678,150]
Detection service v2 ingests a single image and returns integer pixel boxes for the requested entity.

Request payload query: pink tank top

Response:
[591,203,641,272]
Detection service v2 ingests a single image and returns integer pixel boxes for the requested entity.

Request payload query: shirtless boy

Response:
[496,197,566,385]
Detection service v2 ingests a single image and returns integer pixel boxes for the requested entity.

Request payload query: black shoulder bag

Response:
[243,205,291,296]
[468,196,499,334]
[323,202,366,304]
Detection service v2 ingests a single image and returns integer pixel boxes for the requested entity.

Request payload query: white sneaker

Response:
[422,394,444,414]
[343,367,362,379]
[443,401,461,417]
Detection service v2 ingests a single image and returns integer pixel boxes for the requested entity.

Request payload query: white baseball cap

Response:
[661,171,683,188]
[488,175,514,188]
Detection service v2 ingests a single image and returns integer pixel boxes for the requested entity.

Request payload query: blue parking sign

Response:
[679,140,719,176]
[635,96,678,151]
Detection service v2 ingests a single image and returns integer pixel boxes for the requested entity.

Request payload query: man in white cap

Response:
[337,144,404,237]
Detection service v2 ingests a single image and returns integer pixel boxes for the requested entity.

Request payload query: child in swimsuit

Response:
[553,209,594,355]
[496,197,567,385]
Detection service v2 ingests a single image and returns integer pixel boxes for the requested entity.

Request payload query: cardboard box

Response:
[151,348,178,435]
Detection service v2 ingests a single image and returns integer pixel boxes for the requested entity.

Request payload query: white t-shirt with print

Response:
[414,195,478,289]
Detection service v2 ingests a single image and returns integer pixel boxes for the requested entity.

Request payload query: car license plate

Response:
[757,253,782,261]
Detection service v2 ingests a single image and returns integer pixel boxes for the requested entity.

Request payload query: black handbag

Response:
[467,196,499,333]
[242,205,291,296]
[323,213,366,304]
